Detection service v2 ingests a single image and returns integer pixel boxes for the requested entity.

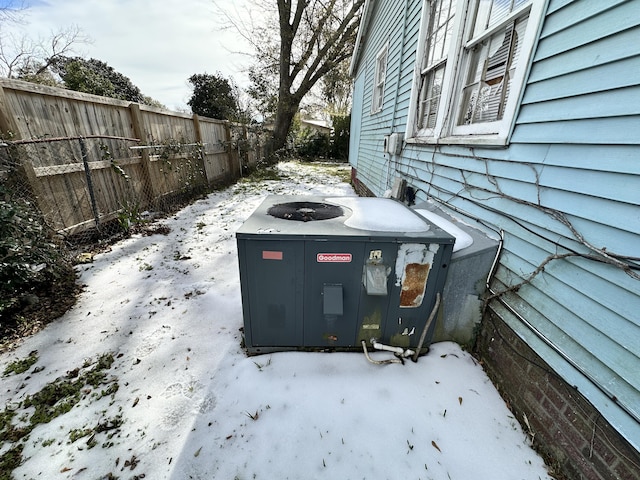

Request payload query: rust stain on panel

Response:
[400,262,431,308]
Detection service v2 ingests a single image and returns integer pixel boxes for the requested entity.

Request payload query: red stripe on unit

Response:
[262,250,283,260]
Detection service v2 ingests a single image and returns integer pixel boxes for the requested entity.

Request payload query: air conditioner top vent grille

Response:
[267,201,344,222]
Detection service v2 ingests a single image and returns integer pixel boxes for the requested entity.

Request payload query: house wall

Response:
[350,0,425,196]
[478,310,640,480]
[349,0,640,477]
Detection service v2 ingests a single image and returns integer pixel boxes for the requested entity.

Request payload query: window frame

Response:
[414,0,459,138]
[371,43,389,114]
[406,0,547,146]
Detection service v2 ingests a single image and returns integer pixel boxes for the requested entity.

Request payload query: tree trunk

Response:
[270,94,300,156]
[264,0,365,157]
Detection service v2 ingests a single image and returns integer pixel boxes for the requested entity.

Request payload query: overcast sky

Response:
[16,0,252,111]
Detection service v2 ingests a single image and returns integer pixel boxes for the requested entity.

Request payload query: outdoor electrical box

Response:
[236,195,454,354]
[383,132,403,155]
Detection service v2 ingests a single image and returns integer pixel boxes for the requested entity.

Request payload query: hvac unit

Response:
[236,196,454,355]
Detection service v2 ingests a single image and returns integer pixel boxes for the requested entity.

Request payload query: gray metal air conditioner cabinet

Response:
[236,195,454,354]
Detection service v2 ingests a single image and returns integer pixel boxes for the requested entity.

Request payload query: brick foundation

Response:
[475,311,640,480]
[350,168,375,197]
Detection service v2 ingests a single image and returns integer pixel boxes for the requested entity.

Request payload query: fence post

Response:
[226,122,241,179]
[241,124,249,173]
[79,137,101,229]
[192,114,209,185]
[192,114,203,144]
[128,103,156,204]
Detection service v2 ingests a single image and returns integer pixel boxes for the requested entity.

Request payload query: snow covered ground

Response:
[0,161,552,480]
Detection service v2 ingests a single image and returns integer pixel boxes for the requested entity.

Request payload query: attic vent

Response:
[267,202,343,222]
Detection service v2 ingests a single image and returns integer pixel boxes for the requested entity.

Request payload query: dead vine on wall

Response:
[397,146,640,305]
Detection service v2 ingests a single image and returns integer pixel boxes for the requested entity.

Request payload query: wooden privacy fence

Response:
[0,78,265,241]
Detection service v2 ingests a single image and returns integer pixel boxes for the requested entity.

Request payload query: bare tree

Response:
[0,1,26,76]
[321,57,353,116]
[215,0,365,153]
[0,24,90,81]
[0,1,26,23]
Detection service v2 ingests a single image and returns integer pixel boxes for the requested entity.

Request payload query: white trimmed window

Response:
[409,0,546,145]
[371,44,388,114]
[416,0,457,135]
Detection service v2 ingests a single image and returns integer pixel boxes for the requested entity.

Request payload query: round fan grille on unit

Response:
[267,202,343,222]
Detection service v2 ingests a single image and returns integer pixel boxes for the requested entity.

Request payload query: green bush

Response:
[295,128,331,158]
[330,114,350,160]
[291,115,350,160]
[0,184,72,316]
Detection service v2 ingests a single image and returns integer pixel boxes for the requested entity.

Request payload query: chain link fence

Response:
[2,128,268,248]
[2,136,202,246]
[0,78,274,341]
[0,128,268,339]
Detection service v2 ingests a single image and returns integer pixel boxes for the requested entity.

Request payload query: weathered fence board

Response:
[199,117,235,183]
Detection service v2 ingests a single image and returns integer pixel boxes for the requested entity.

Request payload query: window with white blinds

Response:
[409,0,546,145]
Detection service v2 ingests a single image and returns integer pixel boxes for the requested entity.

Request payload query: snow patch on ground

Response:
[0,161,550,480]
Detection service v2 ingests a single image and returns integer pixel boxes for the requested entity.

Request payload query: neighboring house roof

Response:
[300,119,332,134]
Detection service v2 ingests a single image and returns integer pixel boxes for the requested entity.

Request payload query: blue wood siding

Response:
[350,0,640,447]
[349,0,422,193]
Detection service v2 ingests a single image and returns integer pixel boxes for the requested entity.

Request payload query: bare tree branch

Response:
[35,25,91,75]
[215,0,365,152]
[0,2,26,24]
[0,23,90,79]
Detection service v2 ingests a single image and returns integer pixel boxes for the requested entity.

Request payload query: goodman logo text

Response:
[317,253,352,263]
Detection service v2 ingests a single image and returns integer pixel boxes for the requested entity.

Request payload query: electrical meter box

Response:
[236,195,454,354]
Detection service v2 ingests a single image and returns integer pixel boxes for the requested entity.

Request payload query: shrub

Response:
[330,114,350,160]
[0,184,73,317]
[294,128,330,158]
